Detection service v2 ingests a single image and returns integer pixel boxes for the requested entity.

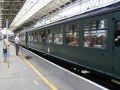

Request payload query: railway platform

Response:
[0,41,108,90]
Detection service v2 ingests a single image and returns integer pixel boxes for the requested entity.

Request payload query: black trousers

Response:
[15,44,19,55]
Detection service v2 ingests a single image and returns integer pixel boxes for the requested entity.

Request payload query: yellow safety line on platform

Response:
[22,57,58,90]
[33,80,39,85]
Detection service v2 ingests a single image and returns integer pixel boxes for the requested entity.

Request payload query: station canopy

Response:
[0,0,25,28]
[10,0,72,31]
[1,0,120,31]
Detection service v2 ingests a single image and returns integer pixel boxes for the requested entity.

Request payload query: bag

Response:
[3,48,7,53]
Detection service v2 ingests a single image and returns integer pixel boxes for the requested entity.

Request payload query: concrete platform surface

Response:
[0,41,108,90]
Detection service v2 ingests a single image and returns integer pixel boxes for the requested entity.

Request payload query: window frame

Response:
[83,18,108,49]
[53,25,64,45]
[65,22,80,46]
[45,28,53,44]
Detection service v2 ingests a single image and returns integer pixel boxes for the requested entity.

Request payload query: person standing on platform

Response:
[15,34,21,56]
[3,35,10,62]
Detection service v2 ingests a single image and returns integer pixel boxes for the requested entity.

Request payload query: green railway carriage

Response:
[19,2,120,81]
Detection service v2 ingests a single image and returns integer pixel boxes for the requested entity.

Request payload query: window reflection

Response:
[41,31,46,42]
[84,22,91,30]
[38,31,45,43]
[31,32,33,42]
[38,31,42,42]
[54,27,63,44]
[28,33,31,42]
[98,19,107,29]
[66,32,79,46]
[65,24,79,46]
[74,24,79,31]
[92,21,97,30]
[46,29,52,43]
[20,34,25,41]
[34,32,38,42]
[84,30,107,48]
[84,19,107,49]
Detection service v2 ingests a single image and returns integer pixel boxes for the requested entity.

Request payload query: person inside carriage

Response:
[114,22,120,47]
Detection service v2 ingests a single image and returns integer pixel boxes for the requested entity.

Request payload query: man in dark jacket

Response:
[114,22,120,47]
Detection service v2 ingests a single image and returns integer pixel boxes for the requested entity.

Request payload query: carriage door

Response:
[83,13,114,74]
[112,11,120,78]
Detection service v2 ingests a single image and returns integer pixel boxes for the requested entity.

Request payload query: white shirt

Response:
[54,37,62,44]
[3,39,10,49]
[54,38,59,44]
[15,36,20,44]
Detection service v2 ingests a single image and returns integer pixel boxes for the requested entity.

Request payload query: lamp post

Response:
[6,19,9,39]
[5,19,10,68]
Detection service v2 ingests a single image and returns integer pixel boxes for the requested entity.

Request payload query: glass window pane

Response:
[54,27,63,44]
[97,30,107,48]
[65,32,79,46]
[74,24,79,31]
[20,33,25,41]
[92,21,97,30]
[38,31,44,42]
[34,32,38,42]
[54,34,63,44]
[66,25,72,32]
[38,31,41,42]
[84,30,107,49]
[46,29,52,43]
[60,27,63,33]
[84,22,91,30]
[54,28,59,34]
[31,32,33,42]
[28,33,31,42]
[41,31,46,43]
[98,19,107,29]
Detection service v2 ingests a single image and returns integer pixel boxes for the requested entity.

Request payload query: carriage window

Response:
[46,29,52,43]
[54,27,63,44]
[84,22,91,30]
[32,32,34,42]
[92,21,97,30]
[41,31,46,42]
[98,19,107,29]
[65,24,79,46]
[74,24,79,31]
[20,34,25,41]
[38,31,42,42]
[33,32,38,42]
[31,32,33,42]
[66,25,71,32]
[84,20,107,49]
[28,33,31,42]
